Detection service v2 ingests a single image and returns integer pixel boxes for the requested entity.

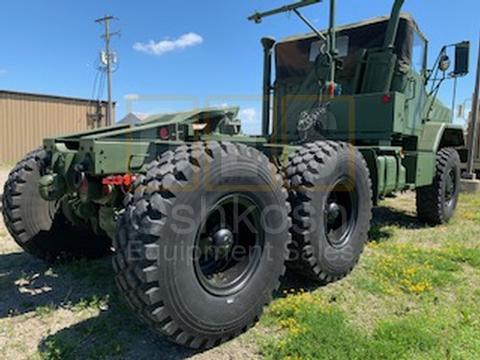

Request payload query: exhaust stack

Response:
[261,37,276,137]
[383,0,406,50]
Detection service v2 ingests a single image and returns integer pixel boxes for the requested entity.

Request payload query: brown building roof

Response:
[0,89,115,105]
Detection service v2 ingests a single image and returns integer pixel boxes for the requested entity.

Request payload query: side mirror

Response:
[453,41,470,76]
[438,54,451,72]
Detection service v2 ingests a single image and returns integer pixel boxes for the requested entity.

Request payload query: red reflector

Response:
[102,174,136,186]
[328,82,335,97]
[382,94,392,104]
[123,174,135,186]
[159,127,170,140]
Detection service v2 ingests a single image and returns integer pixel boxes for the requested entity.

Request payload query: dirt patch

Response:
[0,169,8,190]
[0,168,9,210]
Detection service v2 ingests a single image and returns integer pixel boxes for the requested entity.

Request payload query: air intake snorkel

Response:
[261,37,276,138]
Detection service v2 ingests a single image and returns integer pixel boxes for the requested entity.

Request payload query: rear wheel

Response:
[2,149,111,262]
[416,148,460,224]
[113,142,291,349]
[286,141,373,284]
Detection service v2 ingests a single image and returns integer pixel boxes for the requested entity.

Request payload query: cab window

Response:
[412,31,426,74]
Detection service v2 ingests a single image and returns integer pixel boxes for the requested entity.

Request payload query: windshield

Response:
[411,30,427,74]
[275,16,414,81]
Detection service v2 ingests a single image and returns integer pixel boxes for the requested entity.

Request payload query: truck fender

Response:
[417,122,465,154]
[414,123,466,187]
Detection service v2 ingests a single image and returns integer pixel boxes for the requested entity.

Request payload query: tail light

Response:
[102,174,136,186]
[159,127,170,140]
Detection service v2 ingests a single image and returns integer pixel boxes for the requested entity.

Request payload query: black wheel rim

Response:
[194,194,263,296]
[324,177,358,248]
[445,167,457,207]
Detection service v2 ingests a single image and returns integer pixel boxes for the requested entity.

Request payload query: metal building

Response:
[0,90,112,164]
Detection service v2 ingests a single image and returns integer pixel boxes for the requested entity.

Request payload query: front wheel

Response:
[286,141,373,284]
[113,142,291,349]
[416,148,460,225]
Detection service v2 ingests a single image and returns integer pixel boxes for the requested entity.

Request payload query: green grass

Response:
[1,192,479,359]
[355,242,463,295]
[69,295,110,313]
[35,304,57,318]
[262,305,441,360]
[260,193,480,360]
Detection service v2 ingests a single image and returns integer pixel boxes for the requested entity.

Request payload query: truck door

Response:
[405,31,428,135]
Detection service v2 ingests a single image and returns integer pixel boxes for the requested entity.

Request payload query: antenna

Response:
[95,15,120,126]
[248,0,321,23]
[248,0,326,42]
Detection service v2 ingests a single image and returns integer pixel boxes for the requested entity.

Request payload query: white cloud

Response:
[239,108,258,124]
[238,108,261,135]
[124,93,140,101]
[133,32,203,56]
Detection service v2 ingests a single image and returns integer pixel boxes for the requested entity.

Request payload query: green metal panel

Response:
[414,152,436,187]
[346,92,407,135]
[78,140,159,175]
[272,90,407,143]
[376,153,406,196]
[384,156,398,194]
[359,146,406,199]
[398,161,406,189]
[44,123,130,141]
[402,153,417,184]
[410,122,464,187]
[417,122,463,153]
[360,51,397,94]
[376,157,386,195]
[200,134,267,145]
[404,70,428,135]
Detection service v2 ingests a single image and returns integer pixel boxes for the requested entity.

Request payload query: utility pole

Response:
[465,36,480,179]
[95,15,119,126]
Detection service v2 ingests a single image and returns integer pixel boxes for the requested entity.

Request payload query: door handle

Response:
[406,77,416,101]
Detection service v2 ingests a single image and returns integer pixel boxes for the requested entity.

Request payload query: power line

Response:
[91,63,101,100]
[98,71,106,101]
[95,15,120,126]
[86,56,104,129]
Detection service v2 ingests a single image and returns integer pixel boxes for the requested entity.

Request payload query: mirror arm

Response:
[427,46,447,83]
[292,9,327,42]
[426,74,447,119]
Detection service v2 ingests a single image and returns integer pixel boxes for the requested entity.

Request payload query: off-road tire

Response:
[2,149,111,262]
[416,148,460,225]
[286,141,373,284]
[113,142,291,349]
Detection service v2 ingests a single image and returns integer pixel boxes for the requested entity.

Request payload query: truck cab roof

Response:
[275,13,425,81]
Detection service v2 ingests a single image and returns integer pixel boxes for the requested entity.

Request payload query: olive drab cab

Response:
[1,0,469,349]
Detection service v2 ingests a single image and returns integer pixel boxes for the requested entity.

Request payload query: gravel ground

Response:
[0,169,8,197]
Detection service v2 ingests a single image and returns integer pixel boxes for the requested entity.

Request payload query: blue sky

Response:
[0,0,478,134]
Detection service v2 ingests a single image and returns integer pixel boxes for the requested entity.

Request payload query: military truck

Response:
[2,0,470,349]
